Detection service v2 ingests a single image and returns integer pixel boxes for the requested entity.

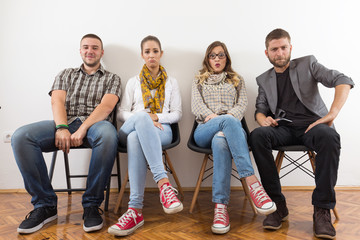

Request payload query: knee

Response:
[211,132,229,151]
[12,127,25,145]
[94,121,118,145]
[133,112,151,122]
[127,131,140,146]
[249,127,267,146]
[316,128,340,149]
[220,114,239,126]
[11,125,31,148]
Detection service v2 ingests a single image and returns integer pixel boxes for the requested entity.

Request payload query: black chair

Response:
[114,122,183,214]
[48,111,121,211]
[187,117,257,214]
[273,145,339,220]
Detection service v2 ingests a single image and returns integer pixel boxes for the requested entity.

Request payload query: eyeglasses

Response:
[209,52,226,60]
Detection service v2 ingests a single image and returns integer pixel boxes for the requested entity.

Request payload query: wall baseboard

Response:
[1,186,360,193]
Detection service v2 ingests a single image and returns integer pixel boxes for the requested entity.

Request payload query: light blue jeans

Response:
[11,119,118,209]
[194,115,254,205]
[119,112,172,209]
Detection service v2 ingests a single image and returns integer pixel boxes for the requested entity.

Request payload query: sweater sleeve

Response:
[227,76,248,120]
[191,79,213,122]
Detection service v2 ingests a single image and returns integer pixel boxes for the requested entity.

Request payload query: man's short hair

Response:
[81,33,103,49]
[265,28,291,49]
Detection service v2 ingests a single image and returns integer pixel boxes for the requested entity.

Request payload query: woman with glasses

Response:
[191,41,276,234]
[108,35,183,237]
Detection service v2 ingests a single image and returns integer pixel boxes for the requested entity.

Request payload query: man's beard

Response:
[269,55,291,68]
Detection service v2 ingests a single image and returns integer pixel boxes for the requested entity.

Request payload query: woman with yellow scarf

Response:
[108,36,182,237]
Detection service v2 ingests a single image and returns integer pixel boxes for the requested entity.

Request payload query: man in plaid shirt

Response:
[11,34,121,234]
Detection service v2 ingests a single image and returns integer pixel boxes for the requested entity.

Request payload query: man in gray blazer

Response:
[250,28,354,239]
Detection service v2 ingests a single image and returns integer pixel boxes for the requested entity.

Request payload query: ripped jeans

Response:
[194,115,254,204]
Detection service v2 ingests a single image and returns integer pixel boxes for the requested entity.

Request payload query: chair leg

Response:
[333,207,340,221]
[63,152,72,195]
[104,176,111,211]
[163,150,184,198]
[115,152,121,192]
[308,151,316,172]
[49,151,57,182]
[240,178,257,215]
[275,151,285,173]
[189,154,209,214]
[114,170,129,214]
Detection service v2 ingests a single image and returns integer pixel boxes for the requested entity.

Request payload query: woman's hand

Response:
[204,113,218,123]
[153,121,163,130]
[148,113,159,122]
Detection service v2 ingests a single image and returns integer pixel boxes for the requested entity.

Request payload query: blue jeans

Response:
[11,119,118,209]
[194,115,254,205]
[119,112,172,209]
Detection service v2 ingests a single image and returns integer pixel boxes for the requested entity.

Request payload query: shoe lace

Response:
[25,207,44,220]
[160,185,179,205]
[117,209,139,227]
[316,207,331,222]
[84,206,103,218]
[214,206,228,224]
[251,185,270,204]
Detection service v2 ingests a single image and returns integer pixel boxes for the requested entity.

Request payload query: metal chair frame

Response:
[274,145,339,220]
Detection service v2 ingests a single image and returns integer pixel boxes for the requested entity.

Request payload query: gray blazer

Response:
[255,55,354,119]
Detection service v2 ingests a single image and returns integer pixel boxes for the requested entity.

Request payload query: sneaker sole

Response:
[83,221,103,233]
[17,214,58,234]
[163,203,183,214]
[256,203,277,215]
[108,220,144,236]
[314,233,335,239]
[211,224,230,234]
[263,215,288,230]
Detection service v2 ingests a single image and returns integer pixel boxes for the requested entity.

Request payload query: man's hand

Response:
[261,116,279,127]
[55,129,71,153]
[305,113,335,133]
[70,127,87,147]
[306,84,351,133]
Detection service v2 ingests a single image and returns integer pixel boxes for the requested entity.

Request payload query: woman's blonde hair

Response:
[196,41,241,86]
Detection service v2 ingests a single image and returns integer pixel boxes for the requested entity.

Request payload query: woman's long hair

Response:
[196,41,241,86]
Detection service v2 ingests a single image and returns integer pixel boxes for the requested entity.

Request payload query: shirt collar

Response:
[77,64,105,75]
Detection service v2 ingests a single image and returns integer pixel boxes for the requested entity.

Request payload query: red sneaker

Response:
[249,181,277,215]
[108,208,144,236]
[160,182,183,214]
[211,204,230,234]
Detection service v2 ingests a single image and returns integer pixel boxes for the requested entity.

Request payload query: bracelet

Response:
[56,124,69,130]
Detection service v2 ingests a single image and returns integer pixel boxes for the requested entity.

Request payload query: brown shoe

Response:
[313,206,336,239]
[263,200,289,230]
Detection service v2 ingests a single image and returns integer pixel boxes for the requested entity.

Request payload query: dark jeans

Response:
[11,119,118,209]
[249,124,340,209]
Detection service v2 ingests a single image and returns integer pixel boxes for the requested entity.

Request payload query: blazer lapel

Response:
[289,61,303,102]
[267,70,277,114]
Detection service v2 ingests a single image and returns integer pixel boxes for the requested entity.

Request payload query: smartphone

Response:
[276,117,293,126]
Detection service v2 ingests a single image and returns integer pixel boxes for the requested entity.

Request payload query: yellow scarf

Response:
[140,64,167,113]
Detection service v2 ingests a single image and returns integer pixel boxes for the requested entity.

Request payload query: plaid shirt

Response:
[191,77,248,123]
[49,65,121,124]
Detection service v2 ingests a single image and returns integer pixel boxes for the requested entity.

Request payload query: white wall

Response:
[1,0,359,190]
